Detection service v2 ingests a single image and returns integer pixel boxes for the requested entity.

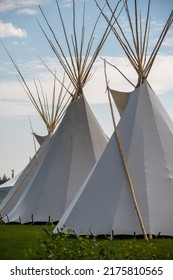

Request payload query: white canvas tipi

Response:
[54,1,173,237]
[55,80,173,236]
[0,96,107,223]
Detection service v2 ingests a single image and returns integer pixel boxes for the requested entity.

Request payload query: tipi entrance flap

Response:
[110,88,130,117]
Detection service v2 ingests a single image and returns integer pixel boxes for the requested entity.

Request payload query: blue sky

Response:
[0,0,173,177]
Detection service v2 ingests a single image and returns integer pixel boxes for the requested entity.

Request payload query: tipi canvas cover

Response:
[0,133,44,203]
[0,133,52,221]
[0,171,23,202]
[0,96,107,223]
[0,186,11,203]
[55,80,173,236]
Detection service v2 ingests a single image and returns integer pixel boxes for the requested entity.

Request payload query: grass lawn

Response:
[0,223,49,260]
[0,223,173,260]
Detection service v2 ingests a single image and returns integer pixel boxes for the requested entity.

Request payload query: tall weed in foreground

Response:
[28,226,173,260]
[28,226,114,260]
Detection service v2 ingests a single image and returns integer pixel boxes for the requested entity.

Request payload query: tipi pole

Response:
[101,58,135,88]
[29,116,38,163]
[104,61,148,241]
[108,88,148,241]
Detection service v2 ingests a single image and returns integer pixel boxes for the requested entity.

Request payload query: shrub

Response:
[29,226,115,260]
[28,226,173,260]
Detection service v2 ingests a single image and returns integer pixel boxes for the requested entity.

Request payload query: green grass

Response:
[0,223,173,260]
[0,223,49,260]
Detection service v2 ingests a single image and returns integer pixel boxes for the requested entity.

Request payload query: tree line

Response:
[0,174,10,185]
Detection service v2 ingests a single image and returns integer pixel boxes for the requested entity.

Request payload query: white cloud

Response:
[61,0,73,8]
[162,30,173,48]
[0,20,27,38]
[0,79,45,117]
[12,41,19,45]
[16,8,38,15]
[27,47,37,52]
[0,81,30,101]
[0,67,71,117]
[0,0,52,13]
[0,99,35,116]
[12,41,26,46]
[148,54,173,94]
[0,53,173,118]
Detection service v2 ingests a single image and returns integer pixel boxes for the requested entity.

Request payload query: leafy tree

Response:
[0,174,10,185]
